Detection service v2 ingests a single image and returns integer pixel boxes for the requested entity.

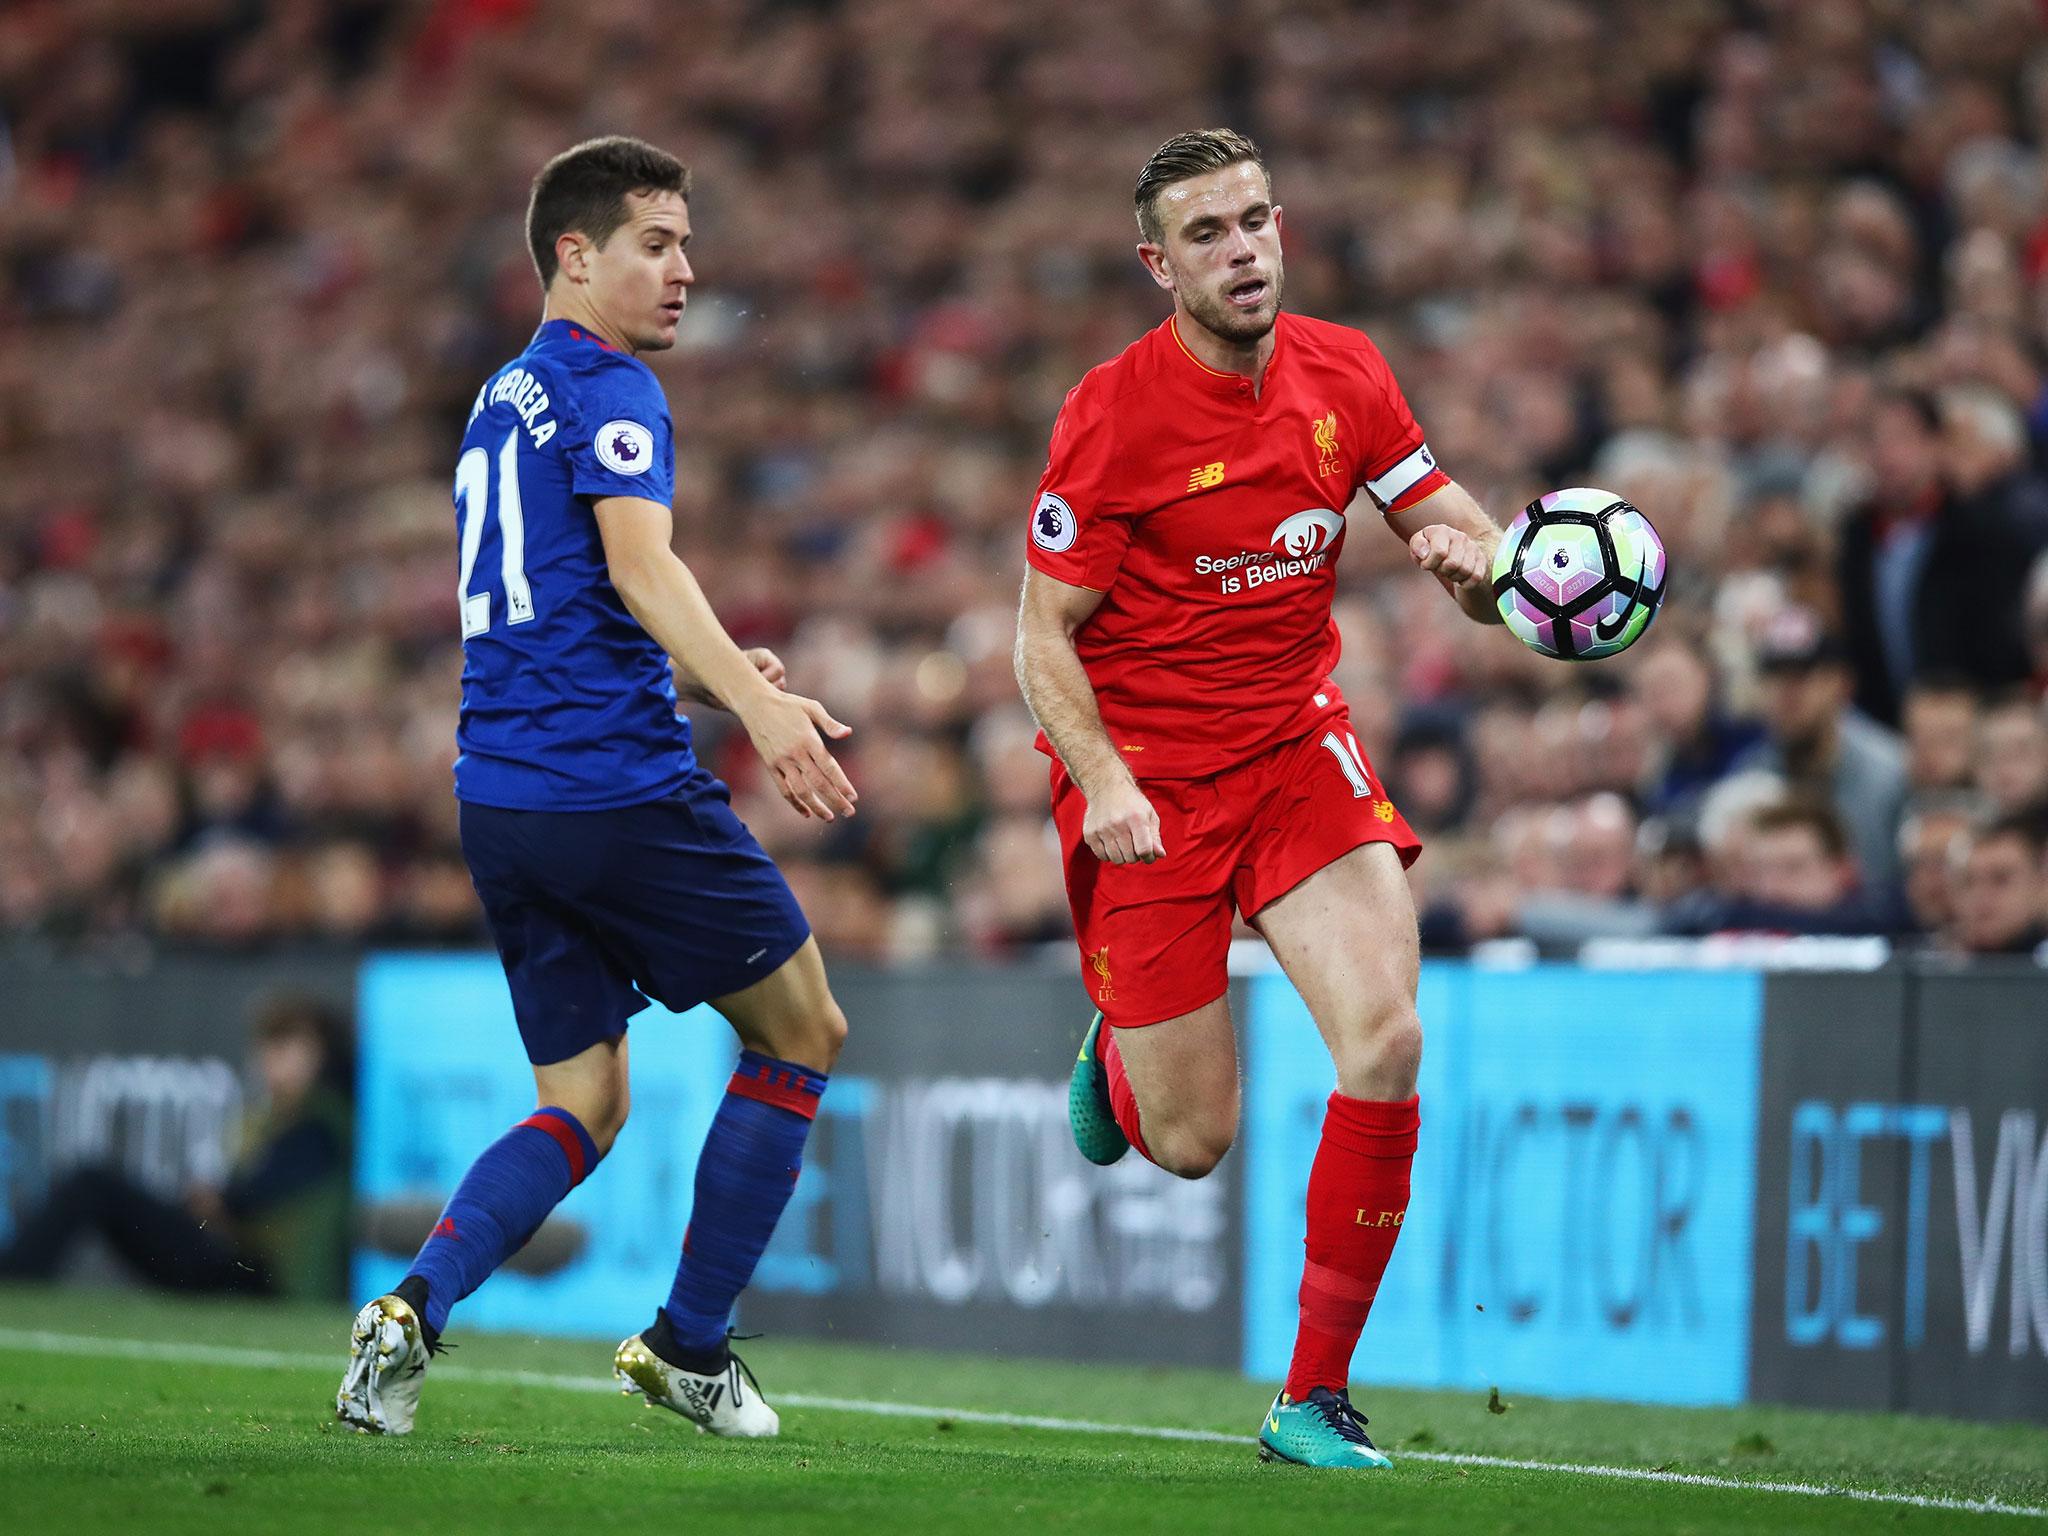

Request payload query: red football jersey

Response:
[1026,312,1449,779]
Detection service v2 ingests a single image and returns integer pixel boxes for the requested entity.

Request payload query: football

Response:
[1491,487,1668,660]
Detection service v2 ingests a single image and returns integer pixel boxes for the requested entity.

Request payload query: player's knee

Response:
[786,997,847,1073]
[818,998,849,1066]
[1153,1128,1234,1180]
[587,1093,628,1158]
[751,998,847,1074]
[551,1076,629,1157]
[1149,1102,1238,1180]
[1332,1001,1423,1100]
[1380,1010,1425,1092]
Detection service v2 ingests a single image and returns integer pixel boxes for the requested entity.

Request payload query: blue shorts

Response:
[458,768,811,1065]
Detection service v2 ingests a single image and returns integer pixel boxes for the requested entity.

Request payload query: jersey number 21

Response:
[455,430,537,638]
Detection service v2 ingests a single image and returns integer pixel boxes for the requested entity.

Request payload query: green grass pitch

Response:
[2,1285,2044,1533]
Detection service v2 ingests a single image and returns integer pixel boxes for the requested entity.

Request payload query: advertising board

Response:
[1243,964,1764,1405]
[351,958,1244,1365]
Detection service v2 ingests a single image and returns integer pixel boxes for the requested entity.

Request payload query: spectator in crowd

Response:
[2022,553,2048,697]
[1631,633,1764,818]
[1635,818,1711,911]
[1415,833,1525,954]
[1690,771,1792,910]
[1950,814,2048,956]
[1837,386,2048,730]
[1736,608,1908,894]
[1897,794,1982,945]
[1386,711,1475,836]
[1744,800,1889,933]
[0,991,353,1299]
[1973,693,2048,819]
[1836,390,1951,730]
[2,0,2048,962]
[1516,793,1663,947]
[1900,677,1982,794]
[1669,798,1891,937]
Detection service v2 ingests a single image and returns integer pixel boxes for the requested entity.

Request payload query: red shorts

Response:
[1050,705,1421,1027]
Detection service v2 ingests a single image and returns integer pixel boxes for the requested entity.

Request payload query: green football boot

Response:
[1257,1387,1394,1469]
[1067,1012,1129,1166]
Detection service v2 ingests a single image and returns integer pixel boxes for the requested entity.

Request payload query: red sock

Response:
[1099,1027,1154,1164]
[1284,1092,1419,1399]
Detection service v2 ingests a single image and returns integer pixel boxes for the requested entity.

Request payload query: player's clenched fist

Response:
[1083,774,1166,865]
[1408,523,1493,589]
[739,688,858,822]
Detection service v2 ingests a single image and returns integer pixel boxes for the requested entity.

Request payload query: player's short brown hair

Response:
[527,136,690,288]
[1134,129,1267,245]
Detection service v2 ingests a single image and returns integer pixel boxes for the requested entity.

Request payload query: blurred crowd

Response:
[10,0,2048,960]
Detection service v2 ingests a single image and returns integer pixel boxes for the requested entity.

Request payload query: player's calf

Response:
[1119,1035,1237,1179]
[1083,999,1240,1176]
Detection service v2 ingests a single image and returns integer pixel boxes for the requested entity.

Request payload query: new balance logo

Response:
[1186,461,1226,492]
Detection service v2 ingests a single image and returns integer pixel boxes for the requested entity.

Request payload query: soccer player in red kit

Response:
[1013,130,1504,1469]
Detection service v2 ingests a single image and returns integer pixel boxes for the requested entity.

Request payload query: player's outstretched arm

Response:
[595,494,857,821]
[1386,480,1505,626]
[1013,568,1164,864]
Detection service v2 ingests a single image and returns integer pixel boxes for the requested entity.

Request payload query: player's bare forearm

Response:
[1014,569,1165,864]
[1014,573,1126,797]
[672,649,785,712]
[1016,625,1131,797]
[614,543,779,713]
[1387,480,1504,625]
[595,495,856,820]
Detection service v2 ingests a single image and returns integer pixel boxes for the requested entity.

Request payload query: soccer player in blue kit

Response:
[336,137,857,1440]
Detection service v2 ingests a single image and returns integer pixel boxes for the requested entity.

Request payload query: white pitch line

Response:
[0,1326,2042,1521]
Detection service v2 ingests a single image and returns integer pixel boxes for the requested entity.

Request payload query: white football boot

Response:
[614,1332,780,1438]
[336,1294,431,1435]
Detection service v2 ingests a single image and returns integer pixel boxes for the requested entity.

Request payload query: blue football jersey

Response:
[451,320,694,810]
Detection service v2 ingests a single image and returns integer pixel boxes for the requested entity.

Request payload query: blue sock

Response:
[662,1051,826,1355]
[404,1105,600,1336]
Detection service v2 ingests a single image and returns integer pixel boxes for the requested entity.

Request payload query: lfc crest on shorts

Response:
[1090,946,1115,1001]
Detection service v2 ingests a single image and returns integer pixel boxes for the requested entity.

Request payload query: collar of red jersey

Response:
[535,318,620,353]
[1166,315,1279,396]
